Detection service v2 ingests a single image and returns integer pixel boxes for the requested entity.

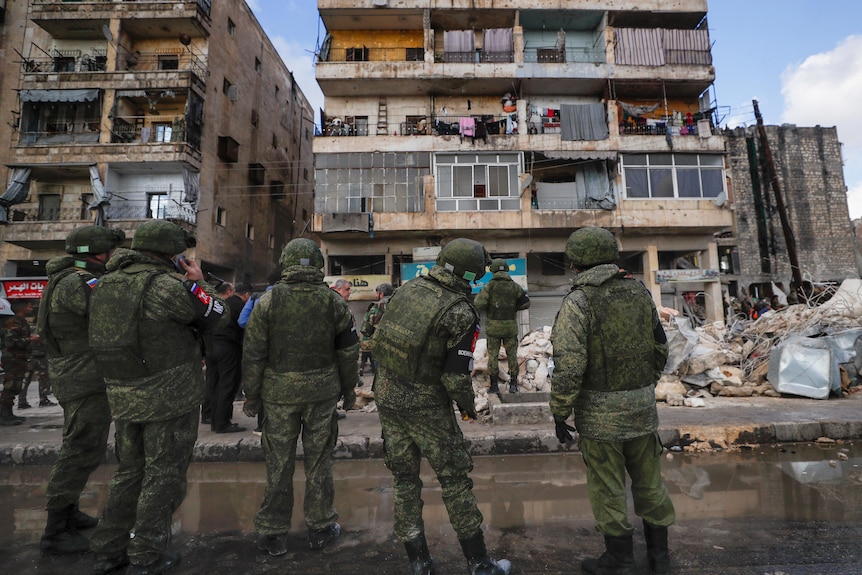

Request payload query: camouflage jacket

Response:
[2,315,31,361]
[241,265,359,406]
[359,295,390,351]
[89,249,228,422]
[37,255,105,402]
[474,271,530,338]
[550,263,668,442]
[373,266,479,415]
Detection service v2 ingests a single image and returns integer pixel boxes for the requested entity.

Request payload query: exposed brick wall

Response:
[726,125,858,292]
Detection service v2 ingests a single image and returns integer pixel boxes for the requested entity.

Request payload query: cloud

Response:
[269,36,325,128]
[781,35,862,218]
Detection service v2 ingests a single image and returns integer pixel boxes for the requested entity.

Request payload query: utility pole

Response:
[753,100,804,298]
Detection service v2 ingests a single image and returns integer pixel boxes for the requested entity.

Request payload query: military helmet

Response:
[566,227,619,268]
[279,238,324,269]
[490,258,509,273]
[65,225,125,255]
[436,238,490,282]
[131,220,196,255]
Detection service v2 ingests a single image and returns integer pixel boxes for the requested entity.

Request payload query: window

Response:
[227,18,236,37]
[157,54,179,70]
[245,223,254,240]
[346,47,369,61]
[405,47,423,62]
[268,234,275,249]
[254,57,261,73]
[216,206,227,226]
[269,180,284,199]
[153,122,173,143]
[345,116,368,136]
[622,153,725,199]
[38,194,61,221]
[435,153,522,211]
[541,253,566,276]
[146,192,167,219]
[272,133,278,148]
[223,78,233,95]
[249,163,266,186]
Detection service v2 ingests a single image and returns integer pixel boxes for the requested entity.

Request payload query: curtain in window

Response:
[560,103,609,141]
[483,28,512,54]
[88,165,110,226]
[182,165,201,204]
[444,30,474,62]
[0,167,32,223]
[614,28,664,66]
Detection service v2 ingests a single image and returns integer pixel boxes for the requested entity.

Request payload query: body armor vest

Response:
[266,282,338,373]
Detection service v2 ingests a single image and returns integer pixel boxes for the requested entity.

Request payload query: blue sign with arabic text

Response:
[401,258,527,294]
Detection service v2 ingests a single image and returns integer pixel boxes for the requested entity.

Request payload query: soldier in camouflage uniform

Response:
[37,225,125,555]
[474,258,530,395]
[373,238,511,575]
[359,282,393,376]
[0,299,35,426]
[88,220,228,575]
[550,227,674,575]
[19,332,55,408]
[241,238,359,557]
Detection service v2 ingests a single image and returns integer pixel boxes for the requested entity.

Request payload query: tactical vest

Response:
[39,267,92,357]
[485,277,519,321]
[374,276,469,386]
[266,282,338,372]
[89,265,186,379]
[577,278,656,392]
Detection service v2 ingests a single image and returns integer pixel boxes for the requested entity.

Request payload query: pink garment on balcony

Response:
[459,117,475,137]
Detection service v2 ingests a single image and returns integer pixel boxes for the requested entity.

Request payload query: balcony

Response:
[30,0,211,39]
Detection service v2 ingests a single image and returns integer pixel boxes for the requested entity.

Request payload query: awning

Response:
[542,151,617,161]
[20,88,100,103]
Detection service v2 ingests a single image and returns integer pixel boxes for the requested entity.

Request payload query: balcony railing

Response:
[433,50,514,63]
[33,0,212,16]
[20,50,207,78]
[523,46,606,64]
[18,119,102,145]
[326,47,424,63]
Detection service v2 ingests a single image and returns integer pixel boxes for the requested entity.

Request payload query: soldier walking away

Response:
[474,258,530,395]
[88,220,228,575]
[0,299,35,426]
[18,332,55,408]
[550,227,674,575]
[372,238,512,575]
[37,226,125,555]
[241,238,359,558]
[359,282,393,377]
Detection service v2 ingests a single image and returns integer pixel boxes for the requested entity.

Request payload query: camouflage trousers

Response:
[378,405,483,542]
[486,334,519,380]
[90,411,198,566]
[19,357,51,404]
[0,361,27,408]
[254,398,339,536]
[46,392,112,511]
[580,432,676,536]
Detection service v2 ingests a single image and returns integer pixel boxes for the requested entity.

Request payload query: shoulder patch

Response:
[86,277,99,289]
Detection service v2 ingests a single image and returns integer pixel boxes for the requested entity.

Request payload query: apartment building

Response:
[313,0,732,323]
[0,0,314,287]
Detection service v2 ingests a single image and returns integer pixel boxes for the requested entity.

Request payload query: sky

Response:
[247,0,862,218]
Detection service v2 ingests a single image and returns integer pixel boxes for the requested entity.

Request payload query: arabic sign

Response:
[325,275,392,301]
[1,279,47,299]
[401,259,528,294]
[655,269,720,284]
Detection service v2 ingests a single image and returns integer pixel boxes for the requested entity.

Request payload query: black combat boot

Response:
[40,505,90,555]
[0,404,22,426]
[508,376,518,394]
[404,533,435,575]
[581,533,635,575]
[71,504,100,530]
[459,531,511,575]
[488,375,499,395]
[643,522,670,575]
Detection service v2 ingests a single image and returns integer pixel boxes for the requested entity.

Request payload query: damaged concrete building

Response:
[312,0,731,323]
[722,124,857,305]
[0,0,314,285]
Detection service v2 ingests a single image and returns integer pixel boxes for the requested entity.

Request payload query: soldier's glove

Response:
[456,402,478,421]
[243,398,261,418]
[342,391,356,411]
[554,416,576,444]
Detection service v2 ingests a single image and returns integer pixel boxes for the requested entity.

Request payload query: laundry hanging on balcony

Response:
[182,166,200,204]
[0,167,32,224]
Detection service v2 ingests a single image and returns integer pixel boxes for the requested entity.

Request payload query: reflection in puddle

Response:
[1,443,859,545]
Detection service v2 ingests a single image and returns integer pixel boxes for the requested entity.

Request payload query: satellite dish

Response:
[101,24,113,42]
[179,34,192,47]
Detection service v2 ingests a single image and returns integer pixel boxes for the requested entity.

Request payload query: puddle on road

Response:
[1,442,860,545]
